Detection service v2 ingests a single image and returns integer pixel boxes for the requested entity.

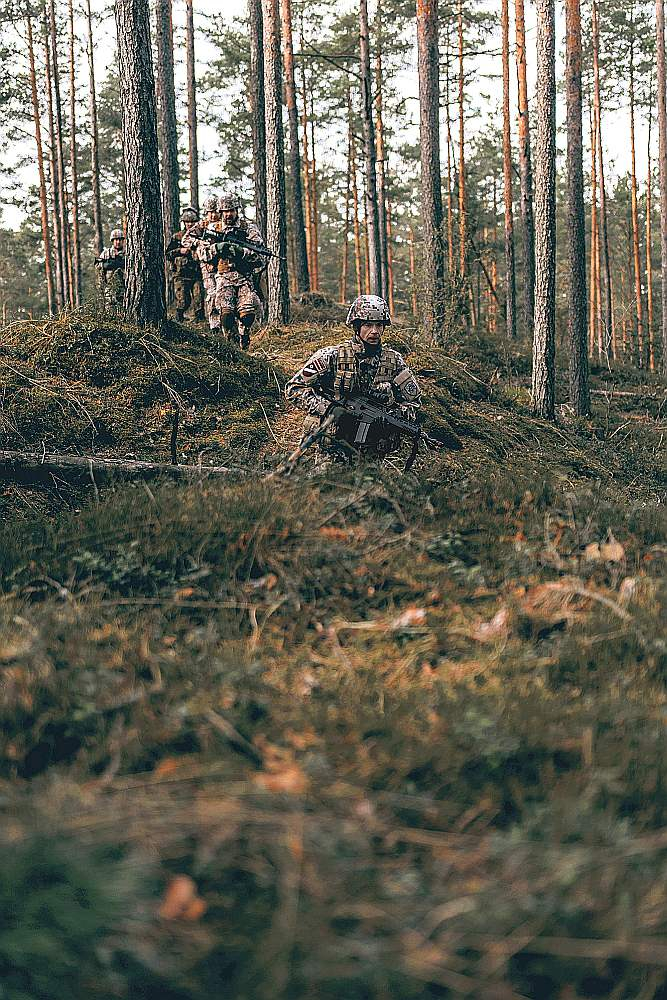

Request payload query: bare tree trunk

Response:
[155,0,180,244]
[351,124,363,296]
[514,0,535,334]
[588,96,599,358]
[502,0,517,340]
[341,145,351,303]
[416,0,445,342]
[85,0,103,255]
[565,0,590,416]
[445,47,455,279]
[309,104,319,291]
[457,0,466,283]
[43,9,63,309]
[359,0,381,295]
[592,0,613,359]
[48,0,72,309]
[27,13,55,315]
[647,98,656,371]
[262,0,290,322]
[185,0,200,213]
[375,11,389,301]
[300,55,312,279]
[115,0,166,326]
[409,225,417,316]
[386,191,395,314]
[67,0,81,306]
[532,0,556,420]
[658,0,667,374]
[280,0,309,293]
[629,9,645,366]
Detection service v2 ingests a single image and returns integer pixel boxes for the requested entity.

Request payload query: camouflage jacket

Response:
[95,247,125,281]
[182,219,265,278]
[165,231,200,279]
[285,339,421,417]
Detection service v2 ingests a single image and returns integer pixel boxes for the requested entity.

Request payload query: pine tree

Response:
[115,0,166,326]
[248,0,267,236]
[658,0,667,372]
[359,0,381,295]
[501,0,517,340]
[185,0,199,213]
[262,0,290,322]
[280,0,309,293]
[155,0,180,241]
[515,0,535,334]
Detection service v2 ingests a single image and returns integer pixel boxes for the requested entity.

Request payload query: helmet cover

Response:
[110,228,124,241]
[345,294,391,327]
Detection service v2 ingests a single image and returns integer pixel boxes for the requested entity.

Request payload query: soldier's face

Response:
[113,238,124,251]
[358,321,384,346]
[223,209,239,227]
[207,211,220,223]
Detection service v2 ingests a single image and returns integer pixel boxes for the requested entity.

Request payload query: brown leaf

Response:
[254,764,309,795]
[158,875,207,921]
[390,607,427,630]
[470,607,511,643]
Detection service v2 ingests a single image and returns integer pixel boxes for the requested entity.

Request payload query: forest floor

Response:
[1,305,667,999]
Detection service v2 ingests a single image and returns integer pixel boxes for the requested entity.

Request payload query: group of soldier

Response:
[95,191,264,349]
[95,195,422,467]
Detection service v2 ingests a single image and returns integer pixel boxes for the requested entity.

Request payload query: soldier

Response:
[285,295,421,464]
[181,194,222,333]
[95,228,125,309]
[166,207,205,323]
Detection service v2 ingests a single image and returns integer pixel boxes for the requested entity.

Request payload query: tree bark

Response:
[359,0,381,296]
[588,96,599,357]
[629,6,645,366]
[67,0,81,306]
[155,0,180,243]
[565,0,590,416]
[351,120,363,296]
[501,0,517,340]
[185,0,200,213]
[115,0,166,326]
[27,13,55,316]
[262,0,290,323]
[647,101,656,371]
[0,450,232,487]
[309,100,319,291]
[457,0,466,283]
[532,0,556,421]
[514,0,535,334]
[48,0,72,309]
[280,0,309,293]
[658,0,667,374]
[375,11,389,302]
[85,0,103,255]
[42,8,63,310]
[416,0,445,343]
[591,0,613,360]
[445,35,454,278]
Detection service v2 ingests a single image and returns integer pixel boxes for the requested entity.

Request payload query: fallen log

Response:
[0,450,234,488]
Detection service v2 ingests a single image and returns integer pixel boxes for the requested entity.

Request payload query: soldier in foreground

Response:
[95,228,125,309]
[165,207,205,323]
[285,295,421,466]
[181,195,222,333]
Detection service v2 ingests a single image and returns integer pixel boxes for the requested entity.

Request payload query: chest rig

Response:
[333,342,400,398]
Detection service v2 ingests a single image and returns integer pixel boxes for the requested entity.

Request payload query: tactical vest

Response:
[333,342,401,398]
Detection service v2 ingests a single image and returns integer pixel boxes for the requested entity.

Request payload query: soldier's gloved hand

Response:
[307,396,330,417]
[373,382,397,407]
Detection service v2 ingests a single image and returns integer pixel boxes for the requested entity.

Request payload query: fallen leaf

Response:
[390,607,427,629]
[319,526,349,542]
[254,764,309,795]
[471,607,511,643]
[159,875,207,921]
[174,587,194,600]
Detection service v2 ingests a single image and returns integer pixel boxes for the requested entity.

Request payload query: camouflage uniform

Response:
[181,196,222,331]
[285,295,421,464]
[166,208,205,322]
[96,231,125,309]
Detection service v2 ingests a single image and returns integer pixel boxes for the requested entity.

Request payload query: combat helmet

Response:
[110,228,124,241]
[345,294,391,328]
[218,191,242,212]
[202,194,219,213]
[180,206,199,223]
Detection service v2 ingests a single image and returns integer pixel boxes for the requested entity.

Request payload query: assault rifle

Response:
[274,391,446,476]
[94,254,125,274]
[202,228,286,261]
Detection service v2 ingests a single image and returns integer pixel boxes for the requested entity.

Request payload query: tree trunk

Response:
[658,0,667,374]
[0,450,232,487]
[514,0,535,334]
[48,0,72,309]
[532,0,556,421]
[629,9,645,366]
[43,9,63,310]
[416,0,445,343]
[409,225,418,316]
[457,0,466,283]
[85,0,103,255]
[445,46,455,279]
[309,105,319,291]
[299,50,312,279]
[386,191,395,314]
[359,0,381,295]
[647,100,656,371]
[115,0,166,326]
[588,96,599,357]
[341,144,351,303]
[155,0,180,243]
[565,0,590,416]
[375,11,389,301]
[351,123,363,296]
[501,0,517,340]
[592,0,613,360]
[262,0,290,323]
[27,13,55,316]
[280,0,309,293]
[185,0,200,214]
[67,0,81,306]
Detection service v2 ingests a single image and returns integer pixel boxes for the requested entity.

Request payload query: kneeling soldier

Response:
[166,207,205,323]
[285,295,421,464]
[95,228,125,309]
